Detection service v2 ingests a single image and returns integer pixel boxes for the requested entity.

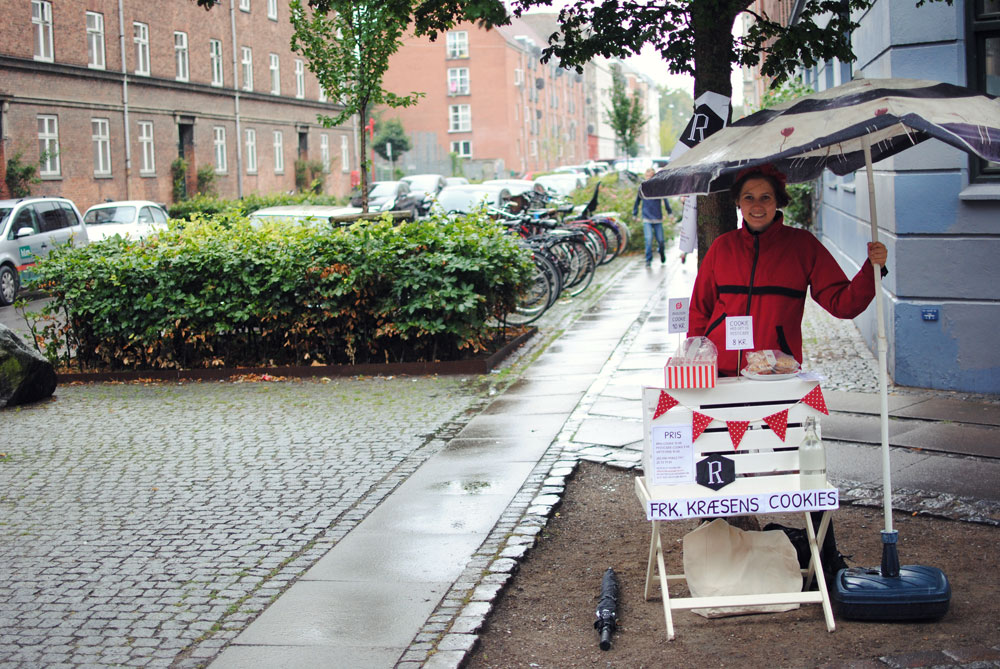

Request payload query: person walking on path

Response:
[633,167,673,266]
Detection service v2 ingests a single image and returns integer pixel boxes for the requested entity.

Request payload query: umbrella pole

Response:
[862,136,899,577]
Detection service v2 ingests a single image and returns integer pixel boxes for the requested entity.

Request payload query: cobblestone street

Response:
[0,377,483,667]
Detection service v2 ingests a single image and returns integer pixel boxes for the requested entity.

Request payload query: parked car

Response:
[481,179,548,198]
[82,200,169,242]
[432,184,513,215]
[400,174,446,215]
[0,196,89,305]
[248,205,364,228]
[533,173,586,198]
[444,176,469,187]
[349,180,422,217]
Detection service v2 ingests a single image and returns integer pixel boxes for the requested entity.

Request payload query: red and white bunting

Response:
[801,385,830,415]
[653,390,679,419]
[692,411,714,441]
[726,420,750,450]
[763,409,790,441]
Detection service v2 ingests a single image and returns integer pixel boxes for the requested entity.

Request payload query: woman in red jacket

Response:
[688,164,888,377]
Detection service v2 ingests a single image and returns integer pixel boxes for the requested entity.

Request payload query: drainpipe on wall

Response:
[229,0,244,198]
[117,0,132,200]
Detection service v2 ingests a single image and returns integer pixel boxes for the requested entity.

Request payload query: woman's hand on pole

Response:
[868,241,888,267]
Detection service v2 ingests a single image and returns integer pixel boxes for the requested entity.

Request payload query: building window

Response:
[273,131,284,174]
[32,1,53,62]
[446,31,468,59]
[91,118,111,177]
[267,0,278,20]
[86,12,105,70]
[447,67,469,96]
[448,104,471,132]
[239,0,250,11]
[450,140,472,158]
[530,139,538,157]
[133,22,150,76]
[318,86,328,103]
[295,60,305,99]
[37,115,60,177]
[210,39,224,87]
[138,121,155,175]
[175,32,189,82]
[269,53,280,95]
[245,128,257,174]
[969,0,1000,180]
[213,126,227,173]
[320,134,330,172]
[241,47,253,91]
[340,135,349,172]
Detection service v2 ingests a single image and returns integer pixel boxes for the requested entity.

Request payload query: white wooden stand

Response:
[636,377,838,640]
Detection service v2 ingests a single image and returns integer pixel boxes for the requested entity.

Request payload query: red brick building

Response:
[381,16,588,179]
[0,0,357,211]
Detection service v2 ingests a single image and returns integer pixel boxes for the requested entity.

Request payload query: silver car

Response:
[0,196,89,305]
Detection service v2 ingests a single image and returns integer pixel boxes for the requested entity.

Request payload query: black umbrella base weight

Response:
[832,534,950,621]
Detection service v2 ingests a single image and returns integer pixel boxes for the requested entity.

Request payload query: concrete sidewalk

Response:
[210,249,999,668]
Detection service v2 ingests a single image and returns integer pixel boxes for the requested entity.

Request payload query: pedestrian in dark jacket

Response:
[633,168,673,266]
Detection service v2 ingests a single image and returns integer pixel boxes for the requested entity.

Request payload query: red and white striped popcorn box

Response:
[664,358,717,389]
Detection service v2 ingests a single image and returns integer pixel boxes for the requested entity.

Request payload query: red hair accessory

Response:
[734,163,787,185]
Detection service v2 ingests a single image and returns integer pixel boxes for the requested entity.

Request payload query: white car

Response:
[82,200,169,241]
[533,173,586,198]
[248,205,364,227]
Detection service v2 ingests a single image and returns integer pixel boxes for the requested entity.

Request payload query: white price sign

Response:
[725,315,754,350]
[649,424,695,486]
[668,297,689,334]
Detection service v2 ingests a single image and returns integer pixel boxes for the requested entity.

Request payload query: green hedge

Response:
[28,212,531,370]
[167,192,348,221]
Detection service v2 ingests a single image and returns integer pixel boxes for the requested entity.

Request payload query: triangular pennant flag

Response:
[801,384,829,415]
[692,411,713,441]
[653,390,679,419]
[763,409,789,441]
[726,420,750,450]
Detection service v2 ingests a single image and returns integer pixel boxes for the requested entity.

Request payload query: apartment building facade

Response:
[380,16,588,179]
[0,0,357,211]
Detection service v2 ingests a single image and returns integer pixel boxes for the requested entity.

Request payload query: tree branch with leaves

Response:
[605,65,649,159]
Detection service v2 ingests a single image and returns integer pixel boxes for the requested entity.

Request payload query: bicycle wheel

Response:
[591,219,623,264]
[552,237,596,297]
[504,254,555,326]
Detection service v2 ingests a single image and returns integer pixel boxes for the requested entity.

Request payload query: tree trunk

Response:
[359,102,369,213]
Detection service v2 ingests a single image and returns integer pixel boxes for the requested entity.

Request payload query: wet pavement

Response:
[1,247,998,668]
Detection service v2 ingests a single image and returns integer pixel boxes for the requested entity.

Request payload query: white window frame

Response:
[86,11,105,70]
[450,140,472,158]
[340,135,349,173]
[294,60,305,99]
[133,22,150,76]
[241,46,253,91]
[245,128,258,174]
[448,104,471,132]
[269,53,280,95]
[37,115,60,177]
[267,0,278,20]
[210,39,224,87]
[138,121,155,175]
[447,67,469,96]
[32,1,53,62]
[91,118,112,177]
[239,0,250,12]
[320,134,330,172]
[273,130,284,174]
[213,126,227,173]
[446,31,468,59]
[174,32,189,82]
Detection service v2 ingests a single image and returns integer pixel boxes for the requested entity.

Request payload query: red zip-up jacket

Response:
[688,214,877,376]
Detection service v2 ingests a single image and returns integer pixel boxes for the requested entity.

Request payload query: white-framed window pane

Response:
[273,131,284,174]
[340,135,349,173]
[448,104,471,132]
[239,0,250,11]
[267,0,277,20]
[32,1,53,61]
[450,140,472,158]
[210,39,224,87]
[269,53,280,95]
[133,22,150,76]
[37,115,60,176]
[213,126,227,173]
[174,32,189,81]
[86,11,105,69]
[295,60,305,99]
[318,86,327,103]
[447,67,470,95]
[138,121,155,174]
[241,46,253,91]
[91,118,111,176]
[446,31,468,59]
[320,134,330,172]
[245,128,257,173]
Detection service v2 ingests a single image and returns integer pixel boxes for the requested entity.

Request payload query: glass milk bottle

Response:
[799,416,827,489]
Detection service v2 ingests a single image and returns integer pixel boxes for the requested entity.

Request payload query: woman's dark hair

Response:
[731,165,791,208]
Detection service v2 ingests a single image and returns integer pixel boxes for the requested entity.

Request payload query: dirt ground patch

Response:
[467,461,1000,668]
